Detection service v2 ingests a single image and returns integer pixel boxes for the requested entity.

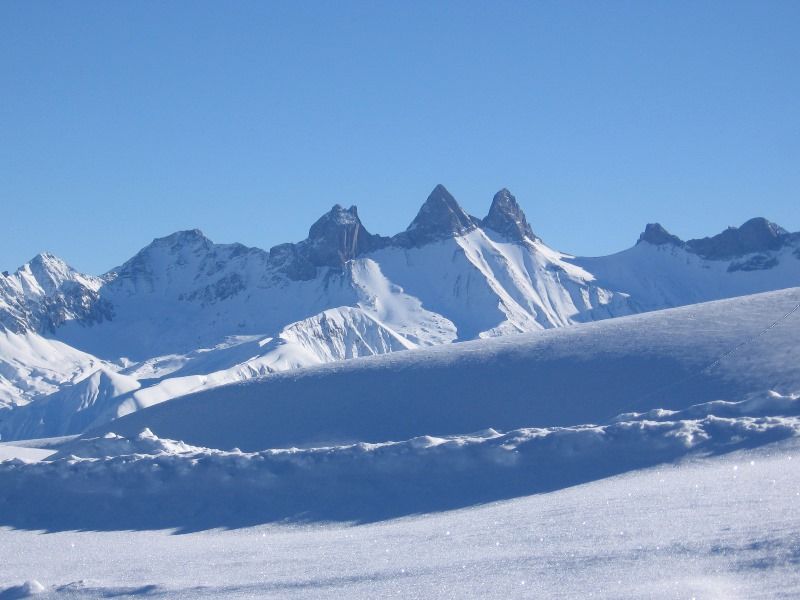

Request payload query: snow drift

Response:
[1,390,797,531]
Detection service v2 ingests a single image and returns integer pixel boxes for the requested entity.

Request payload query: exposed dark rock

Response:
[727,255,779,272]
[395,185,478,247]
[482,189,538,242]
[268,242,317,281]
[268,204,389,278]
[637,223,684,247]
[686,218,787,260]
[301,205,389,268]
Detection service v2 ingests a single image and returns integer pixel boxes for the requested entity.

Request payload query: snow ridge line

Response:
[699,299,800,375]
[601,298,800,423]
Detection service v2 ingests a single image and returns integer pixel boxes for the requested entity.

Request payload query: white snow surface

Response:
[0,331,110,409]
[1,437,798,598]
[574,240,800,311]
[0,287,799,596]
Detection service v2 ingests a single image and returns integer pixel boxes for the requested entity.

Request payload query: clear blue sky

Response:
[2,1,799,274]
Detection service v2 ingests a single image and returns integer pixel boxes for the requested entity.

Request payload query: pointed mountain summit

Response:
[0,253,109,334]
[400,185,478,247]
[482,188,538,242]
[686,217,788,260]
[637,223,684,247]
[303,204,381,267]
[303,204,386,268]
[270,204,389,277]
[109,229,215,281]
[23,252,85,294]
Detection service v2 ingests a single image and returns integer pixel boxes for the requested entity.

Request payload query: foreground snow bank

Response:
[1,391,797,531]
[3,438,799,599]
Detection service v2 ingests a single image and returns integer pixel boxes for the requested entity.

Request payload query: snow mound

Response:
[1,390,798,531]
[49,428,202,460]
[0,580,45,598]
[0,368,140,440]
[615,389,800,422]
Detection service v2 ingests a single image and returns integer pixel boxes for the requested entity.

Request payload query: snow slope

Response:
[4,437,797,599]
[0,330,110,409]
[2,390,797,531]
[92,288,800,451]
[576,237,800,312]
[0,306,422,440]
[0,290,798,596]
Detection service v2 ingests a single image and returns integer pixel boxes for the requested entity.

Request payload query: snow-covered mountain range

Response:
[1,185,798,439]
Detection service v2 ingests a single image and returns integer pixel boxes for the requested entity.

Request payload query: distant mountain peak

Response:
[686,217,788,260]
[482,188,538,242]
[298,204,388,270]
[309,204,361,232]
[402,185,477,246]
[153,229,211,247]
[637,223,684,247]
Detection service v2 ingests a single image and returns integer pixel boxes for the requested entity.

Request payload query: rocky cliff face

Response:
[394,184,479,247]
[482,188,538,242]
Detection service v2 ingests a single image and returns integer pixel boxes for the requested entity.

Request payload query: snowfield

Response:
[1,391,798,531]
[0,288,799,597]
[1,438,798,598]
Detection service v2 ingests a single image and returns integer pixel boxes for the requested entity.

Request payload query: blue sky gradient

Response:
[2,1,799,274]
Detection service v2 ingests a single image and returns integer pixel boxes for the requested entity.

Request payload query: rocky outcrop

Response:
[637,223,684,247]
[394,185,478,247]
[686,218,788,260]
[482,188,538,242]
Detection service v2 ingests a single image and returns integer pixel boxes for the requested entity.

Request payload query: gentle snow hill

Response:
[91,287,800,451]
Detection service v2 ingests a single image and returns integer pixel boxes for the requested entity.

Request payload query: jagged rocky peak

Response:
[637,223,684,247]
[482,188,538,242]
[302,204,387,268]
[686,217,788,260]
[22,252,77,292]
[400,184,478,246]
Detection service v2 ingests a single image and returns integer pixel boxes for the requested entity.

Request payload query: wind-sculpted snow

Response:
[0,391,797,531]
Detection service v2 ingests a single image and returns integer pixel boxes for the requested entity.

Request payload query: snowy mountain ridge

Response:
[1,185,798,437]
